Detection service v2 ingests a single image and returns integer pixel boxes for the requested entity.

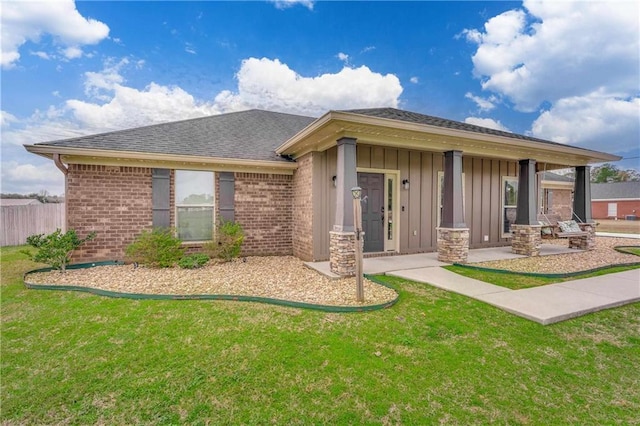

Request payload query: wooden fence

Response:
[1,204,65,247]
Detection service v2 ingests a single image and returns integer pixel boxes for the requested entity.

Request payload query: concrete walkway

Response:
[389,267,639,325]
[306,243,640,325]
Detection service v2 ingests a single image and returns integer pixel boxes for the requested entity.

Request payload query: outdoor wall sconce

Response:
[402,179,410,190]
[332,175,337,187]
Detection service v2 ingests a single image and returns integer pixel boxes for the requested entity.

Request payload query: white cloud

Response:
[30,50,51,60]
[0,160,65,195]
[530,91,640,152]
[1,0,109,69]
[214,57,402,116]
[464,0,639,112]
[464,92,496,112]
[61,46,83,59]
[464,117,511,132]
[410,76,419,84]
[1,111,18,127]
[337,52,349,62]
[270,0,314,11]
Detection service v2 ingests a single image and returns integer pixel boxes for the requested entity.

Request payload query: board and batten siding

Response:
[311,144,518,260]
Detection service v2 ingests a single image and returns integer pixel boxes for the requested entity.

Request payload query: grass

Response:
[2,245,640,424]
[445,263,640,290]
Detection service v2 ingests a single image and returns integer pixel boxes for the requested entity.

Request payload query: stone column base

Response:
[330,231,356,276]
[569,223,596,250]
[437,228,470,263]
[511,224,542,256]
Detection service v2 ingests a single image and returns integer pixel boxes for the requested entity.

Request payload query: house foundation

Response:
[437,227,469,263]
[511,224,542,256]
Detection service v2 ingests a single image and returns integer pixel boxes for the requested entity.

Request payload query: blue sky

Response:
[2,0,638,196]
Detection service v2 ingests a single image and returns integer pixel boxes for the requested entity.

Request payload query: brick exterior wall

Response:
[67,164,153,262]
[292,153,314,261]
[548,189,572,220]
[234,172,293,256]
[592,200,640,219]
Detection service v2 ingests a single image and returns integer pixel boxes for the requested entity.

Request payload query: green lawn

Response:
[445,263,640,290]
[2,246,639,424]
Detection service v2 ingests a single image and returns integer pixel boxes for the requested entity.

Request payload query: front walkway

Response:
[306,244,640,325]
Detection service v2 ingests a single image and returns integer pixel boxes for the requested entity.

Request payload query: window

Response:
[175,170,214,241]
[502,177,518,238]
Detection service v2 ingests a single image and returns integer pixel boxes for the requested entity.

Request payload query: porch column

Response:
[570,165,596,250]
[330,137,358,276]
[511,159,542,256]
[437,150,469,263]
[573,166,593,223]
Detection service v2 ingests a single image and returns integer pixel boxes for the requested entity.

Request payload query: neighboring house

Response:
[25,108,619,274]
[591,182,640,220]
[539,171,574,220]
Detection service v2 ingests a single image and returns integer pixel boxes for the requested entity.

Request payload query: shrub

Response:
[22,229,96,273]
[178,253,210,269]
[203,220,244,262]
[125,228,184,268]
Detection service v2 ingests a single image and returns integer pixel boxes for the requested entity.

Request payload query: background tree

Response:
[590,163,640,183]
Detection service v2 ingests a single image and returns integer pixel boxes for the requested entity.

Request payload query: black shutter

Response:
[152,168,171,228]
[219,172,235,222]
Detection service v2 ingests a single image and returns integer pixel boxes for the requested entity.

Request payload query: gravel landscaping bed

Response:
[470,236,640,274]
[25,256,398,307]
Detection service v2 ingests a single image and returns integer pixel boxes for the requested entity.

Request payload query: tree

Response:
[590,163,640,183]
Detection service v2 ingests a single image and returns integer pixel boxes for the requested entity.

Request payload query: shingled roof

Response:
[591,182,640,200]
[32,109,315,163]
[342,108,576,149]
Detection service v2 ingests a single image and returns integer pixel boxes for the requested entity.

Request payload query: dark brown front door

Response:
[358,172,384,252]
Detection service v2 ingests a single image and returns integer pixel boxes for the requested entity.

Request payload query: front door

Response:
[358,173,384,252]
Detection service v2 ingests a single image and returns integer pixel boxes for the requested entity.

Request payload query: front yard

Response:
[2,245,639,424]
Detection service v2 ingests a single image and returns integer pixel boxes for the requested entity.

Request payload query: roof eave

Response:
[276,111,621,166]
[24,145,298,174]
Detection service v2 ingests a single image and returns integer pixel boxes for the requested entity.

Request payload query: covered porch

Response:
[277,108,620,277]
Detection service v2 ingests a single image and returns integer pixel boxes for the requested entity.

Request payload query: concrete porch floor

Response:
[305,243,640,325]
[305,243,578,278]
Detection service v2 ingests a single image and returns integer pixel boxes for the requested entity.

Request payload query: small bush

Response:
[22,229,96,273]
[125,228,184,268]
[178,253,210,269]
[203,220,244,262]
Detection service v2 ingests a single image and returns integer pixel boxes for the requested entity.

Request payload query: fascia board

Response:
[24,145,298,174]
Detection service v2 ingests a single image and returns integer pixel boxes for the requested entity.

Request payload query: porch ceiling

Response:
[276,111,620,170]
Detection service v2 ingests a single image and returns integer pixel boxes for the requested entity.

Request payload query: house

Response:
[539,171,574,220]
[591,182,640,220]
[24,108,620,275]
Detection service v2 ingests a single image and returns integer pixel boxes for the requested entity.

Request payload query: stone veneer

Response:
[330,231,357,276]
[569,223,596,250]
[511,224,542,256]
[437,228,470,263]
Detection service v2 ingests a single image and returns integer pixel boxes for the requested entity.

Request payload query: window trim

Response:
[501,176,518,238]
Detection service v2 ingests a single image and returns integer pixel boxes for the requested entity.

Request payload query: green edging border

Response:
[23,261,399,313]
[452,245,640,278]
